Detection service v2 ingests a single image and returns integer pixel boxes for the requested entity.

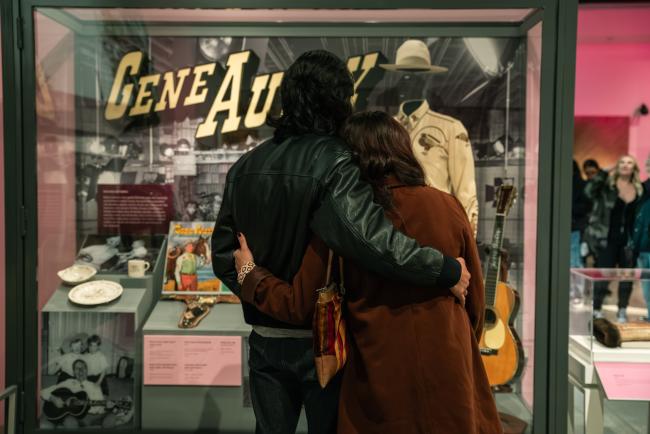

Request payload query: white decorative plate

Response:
[57,264,97,285]
[68,280,123,306]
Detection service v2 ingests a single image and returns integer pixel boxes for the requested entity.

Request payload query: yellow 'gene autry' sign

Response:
[104,50,385,139]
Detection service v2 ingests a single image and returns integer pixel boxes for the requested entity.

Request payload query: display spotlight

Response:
[463,38,502,77]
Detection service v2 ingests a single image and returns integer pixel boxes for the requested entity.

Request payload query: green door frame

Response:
[2,0,26,430]
[5,1,577,433]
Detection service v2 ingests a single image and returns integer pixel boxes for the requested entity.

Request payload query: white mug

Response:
[128,259,150,278]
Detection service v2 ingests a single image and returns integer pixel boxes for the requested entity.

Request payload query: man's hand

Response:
[51,396,65,409]
[450,257,470,307]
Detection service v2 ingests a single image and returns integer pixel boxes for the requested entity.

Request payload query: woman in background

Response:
[235,112,501,434]
[586,155,644,322]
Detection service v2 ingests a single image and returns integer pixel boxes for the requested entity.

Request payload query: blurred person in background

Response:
[586,155,643,323]
[631,195,650,322]
[571,160,591,302]
[572,160,591,268]
[583,158,602,181]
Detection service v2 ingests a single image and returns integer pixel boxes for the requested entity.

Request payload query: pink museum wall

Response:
[575,6,650,177]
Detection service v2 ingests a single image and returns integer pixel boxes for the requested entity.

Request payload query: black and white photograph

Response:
[40,312,136,429]
[75,234,165,274]
[72,34,528,273]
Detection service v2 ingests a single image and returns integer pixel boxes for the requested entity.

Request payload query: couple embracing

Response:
[212,50,502,434]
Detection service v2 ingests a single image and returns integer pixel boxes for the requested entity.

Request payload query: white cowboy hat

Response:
[380,39,448,73]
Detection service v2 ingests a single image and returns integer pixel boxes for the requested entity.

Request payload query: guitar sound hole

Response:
[484,308,497,326]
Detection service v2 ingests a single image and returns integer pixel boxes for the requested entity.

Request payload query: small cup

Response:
[127,259,150,278]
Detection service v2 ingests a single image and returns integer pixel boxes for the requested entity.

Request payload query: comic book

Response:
[162,221,236,300]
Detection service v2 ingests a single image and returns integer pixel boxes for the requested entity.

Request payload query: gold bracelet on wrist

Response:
[237,261,256,285]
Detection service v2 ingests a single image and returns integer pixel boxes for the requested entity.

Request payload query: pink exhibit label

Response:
[144,335,242,386]
[595,362,650,401]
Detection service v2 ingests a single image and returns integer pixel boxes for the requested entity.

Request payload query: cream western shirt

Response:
[396,100,478,235]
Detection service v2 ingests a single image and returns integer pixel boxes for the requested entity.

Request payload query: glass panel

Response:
[571,6,650,433]
[65,8,536,23]
[34,12,78,429]
[520,20,542,418]
[569,268,650,433]
[570,268,650,361]
[33,8,542,432]
[0,15,5,433]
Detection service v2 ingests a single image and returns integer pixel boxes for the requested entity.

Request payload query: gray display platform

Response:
[43,280,152,325]
[142,301,308,433]
[143,301,251,336]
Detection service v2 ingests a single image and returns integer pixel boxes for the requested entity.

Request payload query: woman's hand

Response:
[234,233,254,272]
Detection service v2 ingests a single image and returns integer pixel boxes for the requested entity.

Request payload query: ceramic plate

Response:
[57,264,98,285]
[68,280,123,306]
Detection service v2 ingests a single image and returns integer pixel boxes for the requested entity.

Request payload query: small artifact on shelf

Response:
[178,296,217,329]
[57,264,97,285]
[68,280,124,306]
[593,318,650,348]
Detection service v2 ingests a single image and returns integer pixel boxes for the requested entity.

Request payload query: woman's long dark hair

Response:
[267,50,354,141]
[342,111,426,210]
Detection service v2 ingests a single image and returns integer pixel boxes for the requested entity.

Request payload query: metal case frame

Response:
[2,1,577,433]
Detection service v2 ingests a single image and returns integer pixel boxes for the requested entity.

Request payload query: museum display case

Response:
[568,268,650,434]
[1,1,578,433]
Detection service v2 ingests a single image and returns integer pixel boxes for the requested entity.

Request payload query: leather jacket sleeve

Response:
[211,180,240,296]
[310,151,458,288]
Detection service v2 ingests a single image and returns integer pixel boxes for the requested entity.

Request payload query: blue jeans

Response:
[636,253,650,317]
[248,331,341,434]
[570,230,583,268]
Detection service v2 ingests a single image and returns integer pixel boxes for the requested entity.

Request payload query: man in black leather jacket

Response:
[212,50,470,434]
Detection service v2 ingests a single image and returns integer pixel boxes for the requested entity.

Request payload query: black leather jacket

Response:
[212,134,459,329]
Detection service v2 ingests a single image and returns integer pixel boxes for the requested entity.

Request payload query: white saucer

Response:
[57,264,97,285]
[68,280,123,306]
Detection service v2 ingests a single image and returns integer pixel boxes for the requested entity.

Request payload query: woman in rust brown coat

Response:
[235,111,502,434]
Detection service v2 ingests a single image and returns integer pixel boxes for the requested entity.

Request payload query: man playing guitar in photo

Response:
[40,359,118,428]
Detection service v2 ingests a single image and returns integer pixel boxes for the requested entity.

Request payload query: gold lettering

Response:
[173,224,213,236]
[105,51,143,120]
[129,74,161,116]
[184,63,217,106]
[196,51,251,138]
[155,68,191,112]
[347,53,379,106]
[244,72,283,129]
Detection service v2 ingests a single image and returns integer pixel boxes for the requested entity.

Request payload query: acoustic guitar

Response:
[43,387,132,422]
[479,185,524,387]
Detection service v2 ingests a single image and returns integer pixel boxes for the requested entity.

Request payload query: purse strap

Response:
[324,249,345,288]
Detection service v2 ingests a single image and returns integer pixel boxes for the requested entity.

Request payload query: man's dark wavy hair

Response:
[267,50,354,140]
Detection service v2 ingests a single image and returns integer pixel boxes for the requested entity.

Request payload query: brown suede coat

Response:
[242,183,503,434]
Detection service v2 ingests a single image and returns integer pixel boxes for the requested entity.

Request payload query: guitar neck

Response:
[485,214,506,307]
